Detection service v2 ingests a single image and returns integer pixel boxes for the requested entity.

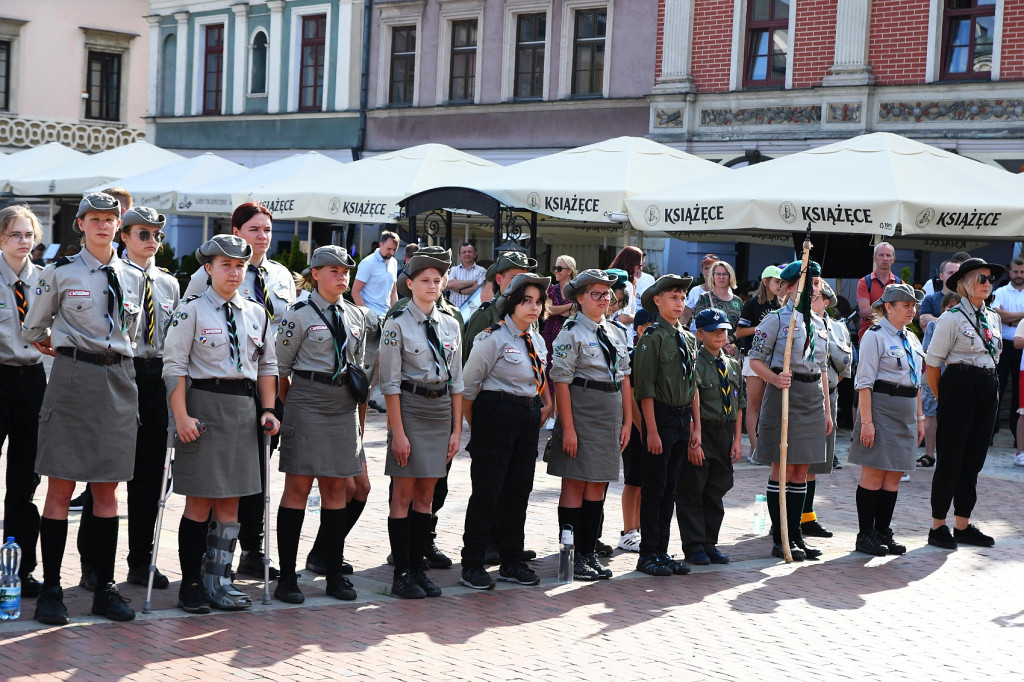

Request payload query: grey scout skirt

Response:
[808,387,839,475]
[848,391,918,472]
[279,375,362,478]
[36,353,139,482]
[385,389,452,479]
[754,380,828,466]
[172,385,261,499]
[547,383,623,483]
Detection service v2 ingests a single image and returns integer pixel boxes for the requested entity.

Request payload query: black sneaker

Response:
[832,457,843,470]
[771,542,806,561]
[573,554,601,581]
[954,524,995,547]
[636,555,671,577]
[595,540,614,558]
[426,542,454,569]
[392,569,427,599]
[305,549,326,575]
[498,562,540,586]
[928,525,958,550]
[793,538,822,560]
[586,552,613,579]
[79,564,97,592]
[178,580,212,614]
[411,567,442,597]
[20,574,43,598]
[367,399,387,414]
[659,554,691,576]
[68,492,86,512]
[273,575,305,604]
[880,529,907,555]
[237,551,280,579]
[92,582,135,622]
[127,565,169,589]
[855,530,889,556]
[326,572,357,601]
[35,585,70,625]
[459,565,496,590]
[684,548,711,565]
[801,520,834,538]
[705,546,730,564]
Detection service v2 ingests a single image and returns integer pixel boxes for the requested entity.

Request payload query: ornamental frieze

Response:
[699,106,821,126]
[826,103,862,123]
[654,109,684,128]
[0,116,145,152]
[879,99,1024,123]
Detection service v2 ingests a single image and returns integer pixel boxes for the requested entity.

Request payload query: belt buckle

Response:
[102,354,117,366]
[426,388,443,399]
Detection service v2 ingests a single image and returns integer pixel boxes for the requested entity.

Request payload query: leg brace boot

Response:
[202,521,252,610]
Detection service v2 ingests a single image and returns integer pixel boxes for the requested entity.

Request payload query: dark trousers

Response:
[0,364,45,576]
[931,367,998,520]
[997,343,1021,433]
[126,360,169,568]
[639,402,691,557]
[238,396,282,553]
[675,421,735,551]
[461,392,541,567]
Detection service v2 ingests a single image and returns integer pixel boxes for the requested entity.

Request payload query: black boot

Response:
[322,507,356,600]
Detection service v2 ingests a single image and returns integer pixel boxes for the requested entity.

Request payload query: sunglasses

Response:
[553,266,568,272]
[976,274,997,284]
[136,229,165,243]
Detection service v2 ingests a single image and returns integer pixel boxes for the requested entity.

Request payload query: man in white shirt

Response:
[993,257,1024,441]
[446,242,486,307]
[352,231,400,317]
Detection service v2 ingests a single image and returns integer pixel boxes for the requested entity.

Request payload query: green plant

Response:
[272,235,308,273]
[901,266,912,284]
[155,243,178,273]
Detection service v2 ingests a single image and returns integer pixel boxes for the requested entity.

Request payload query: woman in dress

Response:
[691,260,743,357]
[543,255,576,430]
[607,246,643,327]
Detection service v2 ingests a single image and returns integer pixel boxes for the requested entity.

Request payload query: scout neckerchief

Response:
[308,297,349,381]
[13,279,28,324]
[898,330,919,384]
[424,314,451,385]
[100,264,127,334]
[248,264,274,320]
[594,322,618,384]
[675,328,693,376]
[522,329,546,395]
[715,354,733,417]
[225,300,242,373]
[794,284,815,360]
[956,301,997,360]
[143,274,155,346]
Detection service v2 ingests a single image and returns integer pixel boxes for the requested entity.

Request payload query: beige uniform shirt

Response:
[747,301,828,374]
[0,256,44,366]
[23,248,142,356]
[379,302,464,395]
[856,317,925,389]
[463,314,548,400]
[549,313,630,385]
[276,289,376,376]
[126,259,181,360]
[925,297,1001,370]
[162,288,277,380]
[184,255,295,321]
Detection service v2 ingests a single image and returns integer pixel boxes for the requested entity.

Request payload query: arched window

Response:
[250,30,268,95]
[160,34,176,116]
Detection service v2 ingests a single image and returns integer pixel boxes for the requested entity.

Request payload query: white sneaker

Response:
[617,529,641,552]
[544,417,555,430]
[1014,452,1024,467]
[900,472,911,482]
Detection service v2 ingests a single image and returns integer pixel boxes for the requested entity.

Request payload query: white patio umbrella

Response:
[176,151,348,215]
[626,132,1024,238]
[0,143,88,193]
[244,143,498,222]
[10,141,185,196]
[83,153,247,211]
[472,136,730,223]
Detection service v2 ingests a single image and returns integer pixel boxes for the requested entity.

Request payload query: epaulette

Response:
[869,324,881,331]
[483,321,504,335]
[478,300,493,311]
[609,319,627,331]
[949,306,960,313]
[390,307,406,319]
[54,256,73,267]
[564,319,576,330]
[181,294,200,304]
[643,325,659,336]
[158,266,172,274]
[292,301,308,311]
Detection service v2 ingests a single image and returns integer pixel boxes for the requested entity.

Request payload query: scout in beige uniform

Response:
[274,246,375,604]
[462,250,537,361]
[458,274,553,590]
[0,205,46,598]
[163,235,280,614]
[747,260,831,562]
[183,202,294,578]
[925,258,1003,551]
[548,269,632,581]
[379,250,464,599]
[23,192,143,625]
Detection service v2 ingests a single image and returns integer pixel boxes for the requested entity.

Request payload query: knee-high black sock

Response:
[580,500,603,554]
[558,506,583,549]
[766,481,781,544]
[276,507,305,578]
[346,499,366,534]
[40,517,69,588]
[409,510,432,568]
[388,517,410,572]
[801,479,817,521]
[178,517,208,584]
[874,489,899,532]
[92,515,118,588]
[856,486,876,534]
[785,482,807,537]
[320,508,347,574]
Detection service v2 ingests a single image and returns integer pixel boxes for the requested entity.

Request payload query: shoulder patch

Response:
[291,301,308,311]
[564,319,576,330]
[181,294,200,304]
[483,321,504,335]
[478,300,493,311]
[389,307,405,320]
[158,266,172,274]
[869,324,881,331]
[54,256,73,267]
[643,325,658,336]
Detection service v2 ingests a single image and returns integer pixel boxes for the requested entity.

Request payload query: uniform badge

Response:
[309,324,328,332]
[286,331,293,337]
[68,290,90,297]
[199,336,207,344]
[282,340,290,346]
[202,328,223,335]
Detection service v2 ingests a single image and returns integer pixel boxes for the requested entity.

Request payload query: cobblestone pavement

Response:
[1,412,1022,680]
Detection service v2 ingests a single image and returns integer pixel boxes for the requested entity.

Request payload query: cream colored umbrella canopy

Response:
[84,153,247,211]
[11,142,185,196]
[0,143,88,193]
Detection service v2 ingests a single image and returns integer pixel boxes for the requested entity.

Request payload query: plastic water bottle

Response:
[0,537,22,620]
[556,525,574,584]
[752,494,768,535]
[307,482,321,515]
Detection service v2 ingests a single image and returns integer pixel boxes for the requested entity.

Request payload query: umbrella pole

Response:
[778,226,813,564]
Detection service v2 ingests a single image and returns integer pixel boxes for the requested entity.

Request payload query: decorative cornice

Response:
[0,116,145,152]
[879,99,1024,123]
[699,106,822,126]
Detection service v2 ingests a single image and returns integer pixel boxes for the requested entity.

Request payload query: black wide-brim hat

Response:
[640,274,694,313]
[945,257,1006,292]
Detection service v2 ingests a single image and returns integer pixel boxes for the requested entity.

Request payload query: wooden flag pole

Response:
[778,225,813,564]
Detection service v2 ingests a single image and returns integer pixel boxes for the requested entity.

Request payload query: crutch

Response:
[262,424,274,605]
[143,431,176,615]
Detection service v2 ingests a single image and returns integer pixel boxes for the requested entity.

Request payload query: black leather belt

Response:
[654,400,690,416]
[0,363,43,377]
[57,347,126,366]
[772,367,819,383]
[480,390,542,407]
[571,377,620,393]
[293,369,347,387]
[946,363,995,376]
[401,380,448,399]
[191,378,255,396]
[872,380,918,398]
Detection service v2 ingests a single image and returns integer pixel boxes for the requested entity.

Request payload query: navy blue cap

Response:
[633,308,654,327]
[694,308,732,332]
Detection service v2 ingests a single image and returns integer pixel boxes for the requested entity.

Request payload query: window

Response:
[744,0,789,88]
[202,24,224,114]
[941,0,995,79]
[250,30,268,95]
[299,15,326,110]
[0,40,9,112]
[86,51,121,121]
[571,8,606,97]
[389,25,416,105]
[514,13,546,99]
[449,20,477,102]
